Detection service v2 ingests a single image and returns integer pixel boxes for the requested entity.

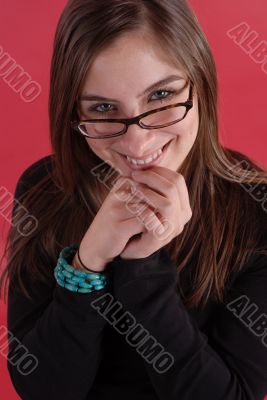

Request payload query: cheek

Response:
[86,138,109,155]
[163,106,199,139]
[172,111,199,152]
[181,107,199,140]
[166,121,197,142]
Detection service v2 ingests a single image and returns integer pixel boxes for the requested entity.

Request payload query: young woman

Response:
[1,1,267,399]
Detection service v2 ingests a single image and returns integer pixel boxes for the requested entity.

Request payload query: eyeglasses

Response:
[72,80,194,139]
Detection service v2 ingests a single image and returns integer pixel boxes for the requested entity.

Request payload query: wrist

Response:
[55,245,108,294]
[72,251,107,273]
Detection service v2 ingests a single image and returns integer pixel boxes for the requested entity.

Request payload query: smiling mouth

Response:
[117,139,173,170]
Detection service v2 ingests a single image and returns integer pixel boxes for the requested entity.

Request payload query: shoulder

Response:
[14,155,55,200]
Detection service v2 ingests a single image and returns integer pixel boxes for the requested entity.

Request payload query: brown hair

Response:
[1,0,267,309]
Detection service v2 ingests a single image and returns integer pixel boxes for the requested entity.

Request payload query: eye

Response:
[87,88,177,114]
[89,103,113,114]
[150,88,176,101]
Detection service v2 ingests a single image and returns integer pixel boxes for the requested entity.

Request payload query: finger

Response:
[132,170,178,198]
[133,166,185,197]
[136,206,164,235]
[133,166,180,191]
[111,177,142,203]
[148,168,191,215]
[174,174,192,215]
[129,184,170,214]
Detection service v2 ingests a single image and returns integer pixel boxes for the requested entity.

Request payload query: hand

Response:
[77,176,148,271]
[120,166,192,259]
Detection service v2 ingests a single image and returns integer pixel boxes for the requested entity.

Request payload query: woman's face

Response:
[78,32,199,178]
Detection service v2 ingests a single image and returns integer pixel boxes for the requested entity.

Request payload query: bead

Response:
[61,270,73,279]
[59,260,74,272]
[58,256,68,267]
[69,275,85,284]
[65,278,77,285]
[87,273,100,280]
[77,288,93,293]
[55,245,108,295]
[64,283,79,292]
[63,263,75,273]
[73,269,87,278]
[90,279,103,286]
[60,247,70,255]
[56,277,65,287]
[94,284,105,290]
[54,270,65,282]
[56,264,63,272]
[78,281,93,289]
[57,271,66,281]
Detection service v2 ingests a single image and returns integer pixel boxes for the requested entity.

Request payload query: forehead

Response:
[80,33,186,99]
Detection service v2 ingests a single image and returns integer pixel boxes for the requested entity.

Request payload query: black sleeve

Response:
[111,248,267,400]
[7,158,111,400]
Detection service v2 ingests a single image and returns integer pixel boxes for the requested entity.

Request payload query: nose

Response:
[119,123,154,157]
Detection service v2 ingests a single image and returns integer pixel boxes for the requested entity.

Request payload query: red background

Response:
[0,1,266,399]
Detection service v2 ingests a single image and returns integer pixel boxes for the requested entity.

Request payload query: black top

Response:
[7,156,267,400]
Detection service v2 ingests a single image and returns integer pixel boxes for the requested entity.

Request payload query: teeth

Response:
[127,147,163,165]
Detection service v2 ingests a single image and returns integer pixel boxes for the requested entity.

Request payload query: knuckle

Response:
[167,181,177,195]
[164,198,173,210]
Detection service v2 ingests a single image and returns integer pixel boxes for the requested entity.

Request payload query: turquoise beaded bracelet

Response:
[54,244,107,294]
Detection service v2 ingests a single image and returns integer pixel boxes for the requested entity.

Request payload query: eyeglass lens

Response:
[79,105,187,138]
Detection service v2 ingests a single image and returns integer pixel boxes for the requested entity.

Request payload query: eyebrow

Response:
[78,74,184,102]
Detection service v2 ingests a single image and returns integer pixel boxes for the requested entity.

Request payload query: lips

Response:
[123,144,166,161]
[119,140,172,159]
[119,139,173,170]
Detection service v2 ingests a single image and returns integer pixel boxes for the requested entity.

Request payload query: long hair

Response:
[1,0,267,310]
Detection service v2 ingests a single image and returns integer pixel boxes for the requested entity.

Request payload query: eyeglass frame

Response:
[71,79,194,139]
